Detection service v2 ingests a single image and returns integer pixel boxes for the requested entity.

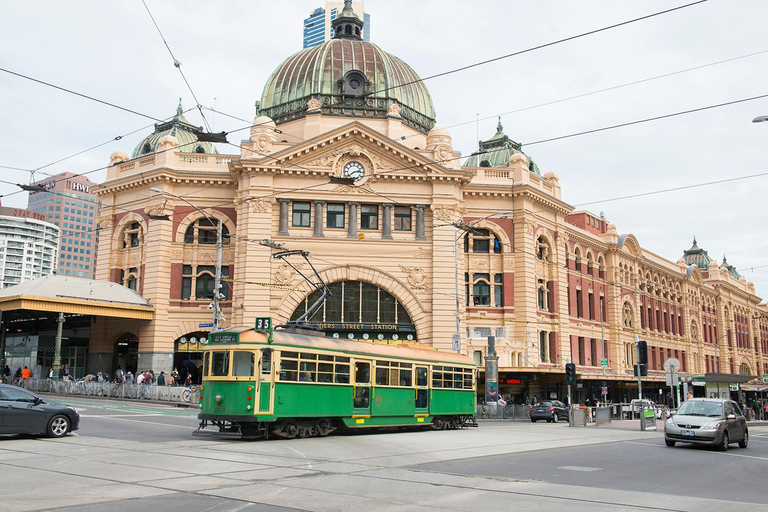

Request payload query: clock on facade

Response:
[343,161,365,182]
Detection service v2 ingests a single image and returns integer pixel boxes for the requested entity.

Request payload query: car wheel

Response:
[718,431,729,452]
[531,419,537,423]
[553,413,558,423]
[47,414,70,438]
[665,438,676,447]
[739,430,748,449]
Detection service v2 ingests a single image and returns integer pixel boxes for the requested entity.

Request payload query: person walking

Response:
[21,366,32,380]
[59,363,71,381]
[763,401,768,421]
[157,371,166,386]
[114,366,124,383]
[171,368,179,386]
[3,365,10,382]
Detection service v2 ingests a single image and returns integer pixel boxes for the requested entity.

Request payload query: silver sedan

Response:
[664,398,748,451]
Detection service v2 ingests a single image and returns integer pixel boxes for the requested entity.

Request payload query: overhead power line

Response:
[0,66,163,122]
[367,0,709,98]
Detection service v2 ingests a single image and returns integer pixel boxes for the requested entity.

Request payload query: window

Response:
[394,206,412,231]
[374,361,413,386]
[590,338,597,365]
[576,289,583,318]
[538,280,546,310]
[232,351,255,377]
[211,351,230,377]
[292,202,311,227]
[472,229,490,253]
[122,221,142,248]
[494,274,504,307]
[360,204,378,230]
[327,203,345,228]
[182,265,230,300]
[432,366,473,389]
[472,273,491,306]
[578,337,585,365]
[539,331,548,363]
[588,292,595,320]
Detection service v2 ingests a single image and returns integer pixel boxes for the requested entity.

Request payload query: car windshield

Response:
[537,401,553,407]
[677,401,723,418]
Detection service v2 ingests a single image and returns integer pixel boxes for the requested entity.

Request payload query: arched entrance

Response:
[289,280,416,342]
[115,333,139,374]
[173,331,208,385]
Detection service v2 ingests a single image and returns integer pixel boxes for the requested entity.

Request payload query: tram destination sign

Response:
[209,332,239,344]
[313,322,414,332]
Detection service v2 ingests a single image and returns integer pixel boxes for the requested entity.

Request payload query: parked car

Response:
[664,398,748,451]
[0,383,79,438]
[530,400,568,423]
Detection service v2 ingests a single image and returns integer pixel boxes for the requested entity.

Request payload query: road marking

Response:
[626,441,768,461]
[556,466,603,472]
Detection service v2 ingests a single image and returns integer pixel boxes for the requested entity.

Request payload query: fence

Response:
[476,403,531,420]
[17,378,199,405]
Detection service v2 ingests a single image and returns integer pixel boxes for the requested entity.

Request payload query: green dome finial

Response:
[176,98,183,117]
[496,116,504,134]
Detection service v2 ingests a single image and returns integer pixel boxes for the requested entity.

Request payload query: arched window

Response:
[574,247,582,273]
[538,279,547,310]
[120,267,139,291]
[195,146,205,154]
[181,264,230,301]
[586,252,594,277]
[536,236,551,261]
[141,143,152,155]
[122,222,142,248]
[739,363,751,375]
[463,228,501,254]
[184,218,230,245]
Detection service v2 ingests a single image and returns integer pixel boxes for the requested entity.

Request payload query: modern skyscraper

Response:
[0,207,60,288]
[25,172,100,279]
[303,1,370,48]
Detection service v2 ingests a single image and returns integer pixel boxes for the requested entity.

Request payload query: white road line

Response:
[557,466,603,472]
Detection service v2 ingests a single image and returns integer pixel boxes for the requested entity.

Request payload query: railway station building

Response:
[10,2,765,403]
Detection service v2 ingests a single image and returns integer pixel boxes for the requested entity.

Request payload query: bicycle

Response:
[182,385,200,403]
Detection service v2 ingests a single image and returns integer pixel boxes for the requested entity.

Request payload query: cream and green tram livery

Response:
[196,324,477,439]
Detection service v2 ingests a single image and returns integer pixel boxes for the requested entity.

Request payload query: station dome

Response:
[258,1,436,134]
[131,100,219,158]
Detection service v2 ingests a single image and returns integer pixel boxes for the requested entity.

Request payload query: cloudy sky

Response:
[1,1,767,298]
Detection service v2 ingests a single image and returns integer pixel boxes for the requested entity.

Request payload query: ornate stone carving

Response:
[170,249,183,260]
[97,215,114,231]
[248,197,274,214]
[307,98,322,112]
[371,154,395,170]
[144,202,174,218]
[623,302,634,328]
[387,102,402,118]
[415,247,433,259]
[307,154,337,167]
[275,263,295,285]
[432,205,459,222]
[400,264,427,291]
[475,261,488,272]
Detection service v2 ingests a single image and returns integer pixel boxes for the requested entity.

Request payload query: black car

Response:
[0,384,79,438]
[530,400,568,423]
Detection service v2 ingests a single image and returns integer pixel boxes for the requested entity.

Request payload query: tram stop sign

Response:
[452,334,460,351]
[600,359,608,367]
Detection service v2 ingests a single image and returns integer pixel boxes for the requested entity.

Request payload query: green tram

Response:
[196,325,477,439]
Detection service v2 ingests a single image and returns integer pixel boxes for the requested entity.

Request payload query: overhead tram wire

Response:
[142,0,211,132]
[398,48,768,143]
[0,67,163,122]
[363,0,709,99]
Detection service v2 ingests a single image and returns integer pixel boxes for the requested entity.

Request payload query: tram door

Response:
[415,366,429,414]
[353,361,371,416]
[257,348,274,414]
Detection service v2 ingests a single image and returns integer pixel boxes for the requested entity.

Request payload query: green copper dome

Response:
[465,119,541,175]
[131,100,219,158]
[682,237,713,270]
[720,255,742,280]
[258,38,436,134]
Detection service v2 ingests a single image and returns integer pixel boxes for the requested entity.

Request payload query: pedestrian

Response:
[184,373,192,387]
[14,367,22,380]
[171,367,179,386]
[21,366,32,380]
[149,370,156,384]
[48,367,53,379]
[763,401,768,421]
[157,371,166,386]
[3,365,10,381]
[115,366,124,383]
[59,363,71,381]
[125,370,134,384]
[136,371,145,385]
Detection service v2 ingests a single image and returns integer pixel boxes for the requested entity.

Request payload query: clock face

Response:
[343,161,365,182]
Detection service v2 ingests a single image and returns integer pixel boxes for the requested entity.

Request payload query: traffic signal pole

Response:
[567,383,573,426]
[635,334,643,401]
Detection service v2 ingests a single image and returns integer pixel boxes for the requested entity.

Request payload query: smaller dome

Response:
[428,125,450,137]
[543,171,559,182]
[464,118,541,175]
[682,237,714,270]
[131,100,219,158]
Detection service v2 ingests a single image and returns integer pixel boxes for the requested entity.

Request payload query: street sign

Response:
[198,322,214,328]
[663,357,680,373]
[600,359,608,367]
[665,373,679,386]
[763,375,768,384]
[452,333,460,351]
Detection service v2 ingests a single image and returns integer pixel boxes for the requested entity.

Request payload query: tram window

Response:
[355,361,370,384]
[432,366,443,388]
[299,361,316,382]
[282,351,299,359]
[280,358,298,381]
[416,367,428,387]
[211,351,229,377]
[375,366,388,386]
[261,349,272,374]
[232,351,254,377]
[317,362,334,383]
[399,368,412,387]
[203,352,210,377]
[464,369,473,389]
[335,363,350,383]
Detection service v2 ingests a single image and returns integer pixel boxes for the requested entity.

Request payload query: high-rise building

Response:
[26,172,100,279]
[0,207,60,288]
[303,1,370,48]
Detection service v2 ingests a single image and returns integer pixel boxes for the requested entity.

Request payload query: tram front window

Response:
[232,351,254,377]
[211,351,230,377]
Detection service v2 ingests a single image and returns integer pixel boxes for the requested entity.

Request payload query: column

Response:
[278,199,290,236]
[381,203,393,240]
[415,204,426,240]
[313,200,324,237]
[348,202,359,239]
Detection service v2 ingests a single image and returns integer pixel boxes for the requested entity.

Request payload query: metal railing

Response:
[17,378,199,405]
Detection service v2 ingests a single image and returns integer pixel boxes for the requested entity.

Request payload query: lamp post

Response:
[149,188,224,331]
[752,115,768,123]
[451,210,512,352]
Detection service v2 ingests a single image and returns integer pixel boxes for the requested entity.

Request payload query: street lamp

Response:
[752,115,768,123]
[149,187,225,331]
[451,210,512,352]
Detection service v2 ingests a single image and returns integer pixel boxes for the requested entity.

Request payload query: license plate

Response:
[681,430,694,437]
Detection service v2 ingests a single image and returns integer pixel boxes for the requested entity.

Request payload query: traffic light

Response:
[637,340,648,365]
[634,364,648,377]
[565,363,576,384]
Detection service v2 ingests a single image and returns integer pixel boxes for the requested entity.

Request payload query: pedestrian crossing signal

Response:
[565,363,576,384]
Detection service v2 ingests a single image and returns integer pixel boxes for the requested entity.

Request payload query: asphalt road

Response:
[1,395,767,512]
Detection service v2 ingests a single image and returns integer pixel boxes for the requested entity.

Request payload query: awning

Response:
[740,385,768,392]
[694,373,758,384]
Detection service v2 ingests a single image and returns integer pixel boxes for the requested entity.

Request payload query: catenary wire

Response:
[365,0,708,98]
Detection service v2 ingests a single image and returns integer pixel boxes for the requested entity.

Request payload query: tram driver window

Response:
[202,352,210,377]
[211,351,230,377]
[232,351,255,377]
[260,349,272,374]
[355,361,370,384]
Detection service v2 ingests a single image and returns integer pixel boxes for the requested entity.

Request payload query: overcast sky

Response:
[1,1,767,299]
